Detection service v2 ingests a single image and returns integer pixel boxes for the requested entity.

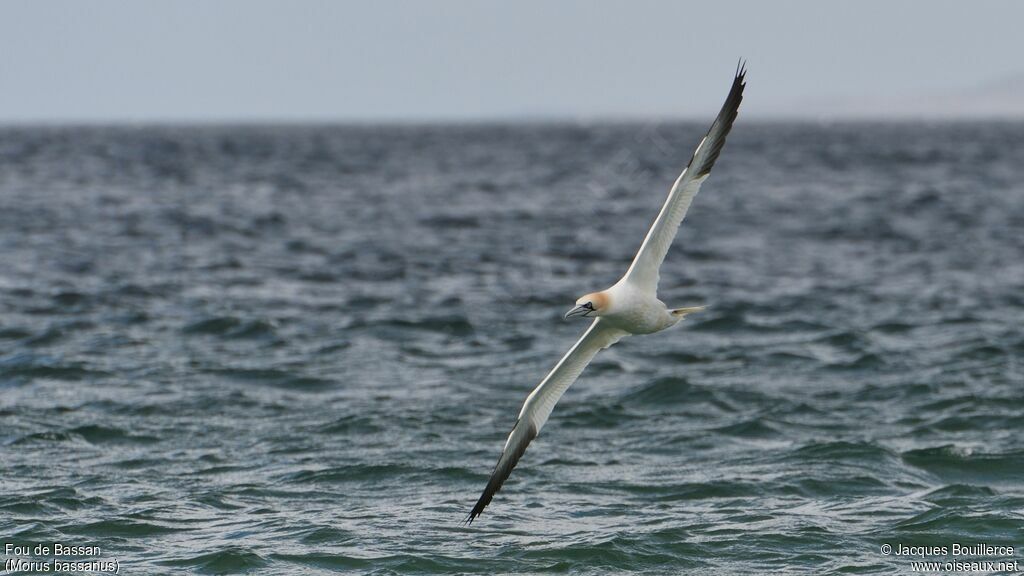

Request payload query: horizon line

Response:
[2,113,1024,128]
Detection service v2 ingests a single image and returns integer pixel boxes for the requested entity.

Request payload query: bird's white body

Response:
[598,280,678,335]
[467,65,747,523]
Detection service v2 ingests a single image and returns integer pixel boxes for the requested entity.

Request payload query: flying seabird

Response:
[467,64,746,523]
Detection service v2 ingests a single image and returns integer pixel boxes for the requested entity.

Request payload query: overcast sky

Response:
[2,0,1022,122]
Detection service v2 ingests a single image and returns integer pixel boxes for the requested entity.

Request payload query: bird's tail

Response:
[671,305,707,318]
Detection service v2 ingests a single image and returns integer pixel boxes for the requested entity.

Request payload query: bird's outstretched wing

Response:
[621,63,746,294]
[467,318,626,523]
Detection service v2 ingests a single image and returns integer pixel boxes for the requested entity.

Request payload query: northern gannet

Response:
[468,64,746,523]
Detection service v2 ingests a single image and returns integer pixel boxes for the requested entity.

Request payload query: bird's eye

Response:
[583,302,595,310]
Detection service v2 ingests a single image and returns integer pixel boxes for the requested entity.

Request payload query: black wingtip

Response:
[465,492,489,525]
[465,502,485,525]
[688,62,746,177]
[464,419,538,526]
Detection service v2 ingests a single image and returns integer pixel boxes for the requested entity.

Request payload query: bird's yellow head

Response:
[564,291,610,320]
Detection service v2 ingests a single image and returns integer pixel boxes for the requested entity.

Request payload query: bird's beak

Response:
[564,304,591,319]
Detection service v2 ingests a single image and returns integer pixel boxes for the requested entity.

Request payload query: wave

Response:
[157,547,266,573]
[902,445,1024,483]
[205,367,335,391]
[183,316,278,339]
[0,353,108,384]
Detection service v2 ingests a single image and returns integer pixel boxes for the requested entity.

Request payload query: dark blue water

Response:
[1,122,1022,574]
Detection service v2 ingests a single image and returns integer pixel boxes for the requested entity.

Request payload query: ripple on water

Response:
[922,483,997,506]
[789,441,901,463]
[269,552,384,572]
[183,316,278,339]
[296,526,357,545]
[351,314,476,337]
[712,418,783,439]
[901,446,1024,484]
[61,518,185,538]
[0,353,108,385]
[607,480,762,502]
[158,548,267,574]
[315,414,385,435]
[279,463,420,485]
[894,507,1022,540]
[206,367,335,391]
[620,376,708,406]
[68,425,160,446]
[511,533,708,572]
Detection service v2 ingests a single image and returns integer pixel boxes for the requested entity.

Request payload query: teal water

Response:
[1,123,1023,574]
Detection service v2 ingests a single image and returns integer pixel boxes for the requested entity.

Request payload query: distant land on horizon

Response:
[770,72,1024,120]
[1,72,1021,125]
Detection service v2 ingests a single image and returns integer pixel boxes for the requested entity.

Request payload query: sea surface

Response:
[1,122,1022,574]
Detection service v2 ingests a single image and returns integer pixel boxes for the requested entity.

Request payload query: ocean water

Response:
[1,122,1022,574]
